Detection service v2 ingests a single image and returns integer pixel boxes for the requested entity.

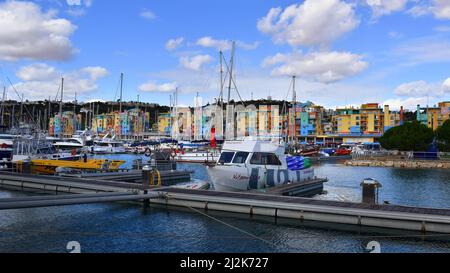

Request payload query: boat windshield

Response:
[250,153,282,166]
[218,152,235,163]
[232,152,249,164]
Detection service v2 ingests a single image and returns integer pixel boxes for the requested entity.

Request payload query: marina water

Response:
[1,155,450,253]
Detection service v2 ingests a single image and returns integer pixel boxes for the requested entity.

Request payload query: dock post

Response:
[361,178,382,204]
[142,165,151,208]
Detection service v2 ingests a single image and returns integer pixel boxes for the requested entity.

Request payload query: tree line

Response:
[379,120,450,152]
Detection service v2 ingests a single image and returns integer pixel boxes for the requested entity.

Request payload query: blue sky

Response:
[0,0,450,110]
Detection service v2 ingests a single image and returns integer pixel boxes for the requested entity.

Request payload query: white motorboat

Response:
[92,141,126,154]
[0,134,16,149]
[92,133,125,154]
[53,138,85,151]
[173,150,220,163]
[207,138,315,192]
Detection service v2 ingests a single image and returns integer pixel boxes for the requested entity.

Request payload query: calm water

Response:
[1,155,450,253]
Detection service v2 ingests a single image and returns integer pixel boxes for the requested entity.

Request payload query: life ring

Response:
[71,149,77,156]
[144,148,152,157]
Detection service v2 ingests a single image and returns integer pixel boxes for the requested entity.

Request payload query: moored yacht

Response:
[92,133,125,154]
[53,137,85,151]
[206,138,315,192]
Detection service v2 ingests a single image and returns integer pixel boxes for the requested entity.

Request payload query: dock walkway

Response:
[2,171,450,234]
[153,188,450,233]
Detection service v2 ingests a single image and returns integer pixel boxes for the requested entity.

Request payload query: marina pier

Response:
[1,170,450,235]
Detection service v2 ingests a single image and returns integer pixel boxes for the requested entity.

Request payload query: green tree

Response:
[436,120,450,152]
[379,121,434,151]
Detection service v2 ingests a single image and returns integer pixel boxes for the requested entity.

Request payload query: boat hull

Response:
[16,159,126,175]
[207,165,315,192]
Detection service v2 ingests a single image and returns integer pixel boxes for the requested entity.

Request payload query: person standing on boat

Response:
[83,153,88,163]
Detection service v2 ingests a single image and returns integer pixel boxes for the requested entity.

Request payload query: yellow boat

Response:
[17,159,126,175]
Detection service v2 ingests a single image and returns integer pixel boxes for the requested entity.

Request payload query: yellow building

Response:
[417,102,450,130]
[158,113,171,135]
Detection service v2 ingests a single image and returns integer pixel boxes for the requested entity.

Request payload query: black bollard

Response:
[142,165,151,190]
[361,178,382,205]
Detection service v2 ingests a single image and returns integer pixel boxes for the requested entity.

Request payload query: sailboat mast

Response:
[227,42,235,104]
[119,73,123,113]
[291,75,296,142]
[1,86,5,125]
[220,51,224,104]
[59,78,64,117]
[20,93,23,124]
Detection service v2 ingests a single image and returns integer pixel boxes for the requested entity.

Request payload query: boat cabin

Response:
[217,139,285,167]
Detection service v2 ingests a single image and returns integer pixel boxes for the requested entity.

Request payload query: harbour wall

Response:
[345,159,450,169]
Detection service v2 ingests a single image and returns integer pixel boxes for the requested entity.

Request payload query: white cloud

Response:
[407,4,430,17]
[140,10,156,20]
[392,37,450,64]
[138,82,177,93]
[394,79,450,98]
[196,36,260,51]
[11,64,109,100]
[180,54,212,71]
[394,80,436,96]
[236,41,260,50]
[196,37,232,51]
[408,0,450,19]
[382,97,430,111]
[441,77,450,92]
[0,1,77,61]
[257,0,359,47]
[366,0,409,18]
[66,0,81,5]
[262,51,368,83]
[148,67,389,108]
[80,66,109,80]
[16,63,59,81]
[166,37,184,51]
[66,0,92,16]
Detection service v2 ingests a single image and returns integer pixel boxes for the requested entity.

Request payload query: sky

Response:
[0,0,450,110]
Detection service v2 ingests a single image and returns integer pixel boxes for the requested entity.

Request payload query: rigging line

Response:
[188,206,274,246]
[54,82,61,102]
[185,205,287,250]
[284,76,293,101]
[221,54,245,107]
[6,76,37,126]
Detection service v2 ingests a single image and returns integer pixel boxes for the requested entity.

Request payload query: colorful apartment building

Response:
[163,101,450,144]
[92,109,150,136]
[49,111,82,138]
[157,113,171,135]
[417,102,450,130]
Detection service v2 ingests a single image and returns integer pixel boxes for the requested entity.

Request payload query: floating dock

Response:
[153,188,450,234]
[1,170,450,234]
